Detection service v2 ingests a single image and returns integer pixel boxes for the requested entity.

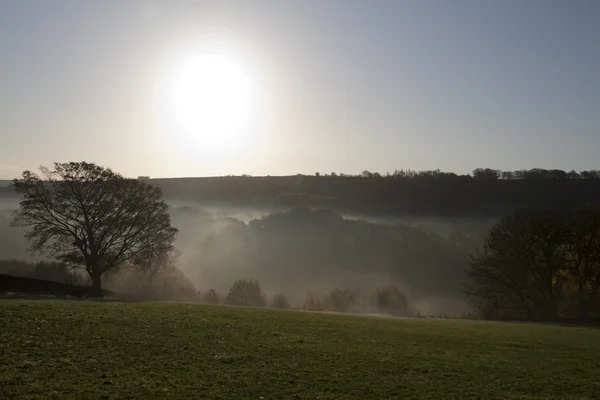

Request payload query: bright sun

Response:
[168,53,253,154]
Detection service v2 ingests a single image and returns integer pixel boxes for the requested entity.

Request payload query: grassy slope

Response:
[1,300,599,399]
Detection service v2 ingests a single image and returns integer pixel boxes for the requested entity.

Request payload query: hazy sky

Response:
[1,0,599,178]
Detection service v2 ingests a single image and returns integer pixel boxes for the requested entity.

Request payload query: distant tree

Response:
[374,286,408,316]
[472,168,500,180]
[303,293,326,311]
[30,261,71,284]
[11,162,178,296]
[225,279,267,307]
[513,170,527,179]
[581,170,600,180]
[500,171,514,180]
[102,261,196,302]
[325,288,357,313]
[0,259,82,284]
[0,259,32,277]
[201,289,222,305]
[315,172,320,177]
[270,293,290,309]
[548,169,567,180]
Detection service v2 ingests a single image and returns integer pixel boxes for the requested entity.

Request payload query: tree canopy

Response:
[11,162,178,294]
[468,207,600,321]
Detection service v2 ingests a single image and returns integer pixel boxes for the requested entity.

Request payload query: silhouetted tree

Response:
[469,207,600,321]
[473,168,500,180]
[375,286,408,316]
[225,279,267,307]
[468,209,567,320]
[561,207,600,318]
[11,162,178,295]
[270,293,290,309]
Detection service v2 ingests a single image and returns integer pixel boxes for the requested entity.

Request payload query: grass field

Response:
[1,300,599,399]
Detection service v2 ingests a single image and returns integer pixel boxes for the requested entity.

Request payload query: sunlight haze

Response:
[1,0,599,178]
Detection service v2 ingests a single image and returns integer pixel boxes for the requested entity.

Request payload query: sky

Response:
[1,0,599,179]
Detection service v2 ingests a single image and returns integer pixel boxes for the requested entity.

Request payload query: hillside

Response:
[1,300,599,399]
[4,169,600,217]
[108,169,600,218]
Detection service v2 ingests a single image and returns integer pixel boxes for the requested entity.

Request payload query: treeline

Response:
[171,206,482,310]
[468,206,600,322]
[0,274,116,298]
[137,168,600,217]
[199,279,412,317]
[0,260,82,285]
[4,167,600,217]
[0,259,197,302]
[0,204,485,314]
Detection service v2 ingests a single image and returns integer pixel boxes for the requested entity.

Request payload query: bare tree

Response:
[11,162,178,295]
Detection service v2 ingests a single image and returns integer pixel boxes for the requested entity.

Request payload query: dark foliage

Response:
[225,279,267,307]
[98,168,600,218]
[173,205,482,313]
[374,286,409,316]
[468,207,600,321]
[11,162,178,294]
[0,274,115,297]
[0,259,81,284]
[270,293,290,309]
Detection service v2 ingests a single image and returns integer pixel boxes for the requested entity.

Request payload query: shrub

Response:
[374,286,408,316]
[270,293,290,309]
[202,289,222,305]
[225,279,267,307]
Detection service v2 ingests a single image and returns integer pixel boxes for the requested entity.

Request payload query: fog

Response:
[0,196,494,316]
[166,201,491,316]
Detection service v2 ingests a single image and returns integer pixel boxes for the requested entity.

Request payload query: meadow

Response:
[1,300,599,399]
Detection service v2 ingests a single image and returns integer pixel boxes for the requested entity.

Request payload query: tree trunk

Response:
[90,268,103,298]
[578,280,588,320]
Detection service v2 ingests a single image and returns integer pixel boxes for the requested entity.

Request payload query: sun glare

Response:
[168,53,253,154]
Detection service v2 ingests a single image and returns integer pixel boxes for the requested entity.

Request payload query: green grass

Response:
[1,300,599,399]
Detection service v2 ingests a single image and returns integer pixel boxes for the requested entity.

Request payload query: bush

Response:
[270,293,290,309]
[0,259,82,284]
[102,265,197,302]
[225,279,267,307]
[202,289,222,305]
[374,286,408,316]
